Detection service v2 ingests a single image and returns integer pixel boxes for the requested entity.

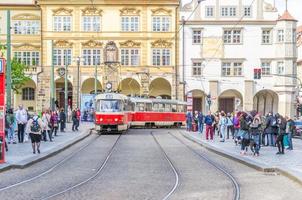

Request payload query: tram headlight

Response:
[114,118,118,122]
[100,118,103,122]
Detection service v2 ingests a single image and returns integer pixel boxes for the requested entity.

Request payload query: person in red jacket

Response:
[75,108,81,131]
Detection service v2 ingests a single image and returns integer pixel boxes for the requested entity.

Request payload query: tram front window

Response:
[98,100,122,112]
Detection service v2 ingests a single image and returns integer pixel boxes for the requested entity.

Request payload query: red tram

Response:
[94,93,186,133]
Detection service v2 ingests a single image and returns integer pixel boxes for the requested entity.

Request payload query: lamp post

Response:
[206,94,212,111]
[76,56,81,109]
[6,10,12,109]
[50,40,55,111]
[64,51,68,120]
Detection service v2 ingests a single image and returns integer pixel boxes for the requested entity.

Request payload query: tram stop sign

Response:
[0,58,5,163]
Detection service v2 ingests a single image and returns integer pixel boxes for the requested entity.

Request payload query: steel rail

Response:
[171,132,240,200]
[0,133,100,192]
[40,134,122,200]
[150,132,180,200]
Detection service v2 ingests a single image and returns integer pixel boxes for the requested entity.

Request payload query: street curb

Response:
[181,131,302,186]
[0,128,94,173]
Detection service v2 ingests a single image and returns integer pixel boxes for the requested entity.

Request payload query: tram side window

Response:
[164,104,171,112]
[177,105,183,112]
[172,104,177,112]
[159,103,164,112]
[136,103,145,111]
[153,103,159,112]
[146,103,152,111]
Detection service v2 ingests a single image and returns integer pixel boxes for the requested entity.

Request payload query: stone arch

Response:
[15,79,36,111]
[253,90,279,115]
[81,78,102,94]
[218,89,243,113]
[118,78,140,96]
[149,78,172,99]
[186,89,206,113]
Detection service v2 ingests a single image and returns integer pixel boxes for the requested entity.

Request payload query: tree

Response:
[11,58,31,93]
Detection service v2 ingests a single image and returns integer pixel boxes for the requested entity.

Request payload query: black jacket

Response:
[265,115,278,134]
[59,111,66,123]
[278,118,287,135]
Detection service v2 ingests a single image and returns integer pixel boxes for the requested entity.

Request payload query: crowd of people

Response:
[4,105,81,154]
[186,110,295,156]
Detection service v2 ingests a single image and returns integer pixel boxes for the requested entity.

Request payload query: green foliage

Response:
[11,58,31,93]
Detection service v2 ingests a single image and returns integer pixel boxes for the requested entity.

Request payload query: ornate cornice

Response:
[81,40,103,48]
[151,39,172,48]
[151,8,172,16]
[54,40,73,48]
[13,43,41,51]
[81,7,102,16]
[12,13,40,20]
[120,8,141,16]
[52,8,73,16]
[119,40,141,48]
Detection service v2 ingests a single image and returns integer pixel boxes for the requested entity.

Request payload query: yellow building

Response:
[0,0,181,111]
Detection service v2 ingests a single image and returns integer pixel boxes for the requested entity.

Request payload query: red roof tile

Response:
[278,10,297,21]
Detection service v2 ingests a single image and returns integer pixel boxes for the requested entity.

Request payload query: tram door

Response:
[193,97,202,112]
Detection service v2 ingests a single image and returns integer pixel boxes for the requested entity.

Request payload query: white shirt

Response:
[16,108,28,124]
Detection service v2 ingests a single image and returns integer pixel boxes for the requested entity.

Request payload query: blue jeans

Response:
[251,134,260,154]
[287,132,293,150]
[198,122,204,133]
[220,126,226,141]
[267,133,275,146]
[7,126,15,143]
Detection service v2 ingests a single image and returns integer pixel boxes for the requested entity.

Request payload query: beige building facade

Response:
[0,0,181,112]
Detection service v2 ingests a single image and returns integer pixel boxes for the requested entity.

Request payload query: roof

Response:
[277,10,297,21]
[298,26,302,33]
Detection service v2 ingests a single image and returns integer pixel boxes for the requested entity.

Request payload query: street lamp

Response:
[206,94,212,111]
[75,56,83,109]
[64,51,69,120]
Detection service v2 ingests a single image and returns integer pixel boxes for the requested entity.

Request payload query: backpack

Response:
[30,118,41,132]
[270,117,277,127]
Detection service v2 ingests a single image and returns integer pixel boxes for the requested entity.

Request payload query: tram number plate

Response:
[105,94,113,99]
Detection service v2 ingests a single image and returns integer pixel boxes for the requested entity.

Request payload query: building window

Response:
[53,16,72,32]
[22,87,35,101]
[262,29,272,44]
[152,49,170,66]
[192,29,202,44]
[14,51,39,66]
[82,49,101,66]
[82,16,100,32]
[152,16,170,32]
[223,29,242,44]
[192,61,202,76]
[13,20,39,35]
[205,6,214,17]
[53,49,72,66]
[277,61,284,74]
[221,7,236,17]
[277,30,284,42]
[243,6,252,17]
[261,61,271,75]
[121,16,139,32]
[222,61,243,76]
[293,29,297,43]
[121,49,140,66]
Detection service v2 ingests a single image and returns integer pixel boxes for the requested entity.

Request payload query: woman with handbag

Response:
[50,111,59,137]
[42,110,52,142]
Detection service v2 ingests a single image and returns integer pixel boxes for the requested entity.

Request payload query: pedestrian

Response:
[276,114,287,155]
[226,113,234,139]
[15,104,28,143]
[72,109,77,131]
[285,116,294,150]
[67,106,72,123]
[50,111,59,136]
[204,111,214,141]
[198,111,204,134]
[42,109,52,142]
[76,108,81,131]
[5,108,16,144]
[250,115,261,156]
[219,112,227,142]
[213,112,220,136]
[265,112,278,146]
[186,111,192,131]
[26,112,44,154]
[59,108,66,132]
[240,113,250,155]
[233,112,240,145]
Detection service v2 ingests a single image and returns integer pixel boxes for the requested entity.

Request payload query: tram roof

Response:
[95,93,128,100]
[130,97,186,105]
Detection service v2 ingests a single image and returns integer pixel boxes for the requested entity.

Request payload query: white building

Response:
[180,0,297,117]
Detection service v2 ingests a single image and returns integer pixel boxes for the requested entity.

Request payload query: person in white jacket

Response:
[42,110,52,142]
[15,105,28,143]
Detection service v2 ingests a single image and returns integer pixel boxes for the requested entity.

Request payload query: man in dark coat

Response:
[265,112,278,146]
[59,108,66,132]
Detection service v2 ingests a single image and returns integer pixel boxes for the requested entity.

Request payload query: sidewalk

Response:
[0,122,94,172]
[181,130,302,184]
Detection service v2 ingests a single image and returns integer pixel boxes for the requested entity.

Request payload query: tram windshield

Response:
[97,100,122,112]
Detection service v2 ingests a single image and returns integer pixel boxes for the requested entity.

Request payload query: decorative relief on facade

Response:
[119,40,141,48]
[12,13,40,20]
[52,8,73,16]
[54,40,73,48]
[203,37,224,59]
[81,7,102,16]
[151,8,172,16]
[264,2,277,12]
[181,0,193,11]
[82,40,103,48]
[151,39,172,48]
[13,43,41,51]
[120,8,141,16]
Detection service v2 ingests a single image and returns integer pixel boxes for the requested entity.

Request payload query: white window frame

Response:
[13,20,40,35]
[53,16,72,32]
[192,29,202,44]
[277,61,285,75]
[223,29,243,44]
[120,48,140,66]
[121,16,139,32]
[243,6,252,17]
[82,49,101,66]
[14,51,40,66]
[221,6,237,17]
[221,61,243,77]
[261,61,271,76]
[277,30,284,42]
[205,6,214,17]
[53,49,72,66]
[152,16,170,32]
[262,29,272,44]
[152,49,171,66]
[192,61,202,76]
[82,16,101,32]
[22,87,35,101]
